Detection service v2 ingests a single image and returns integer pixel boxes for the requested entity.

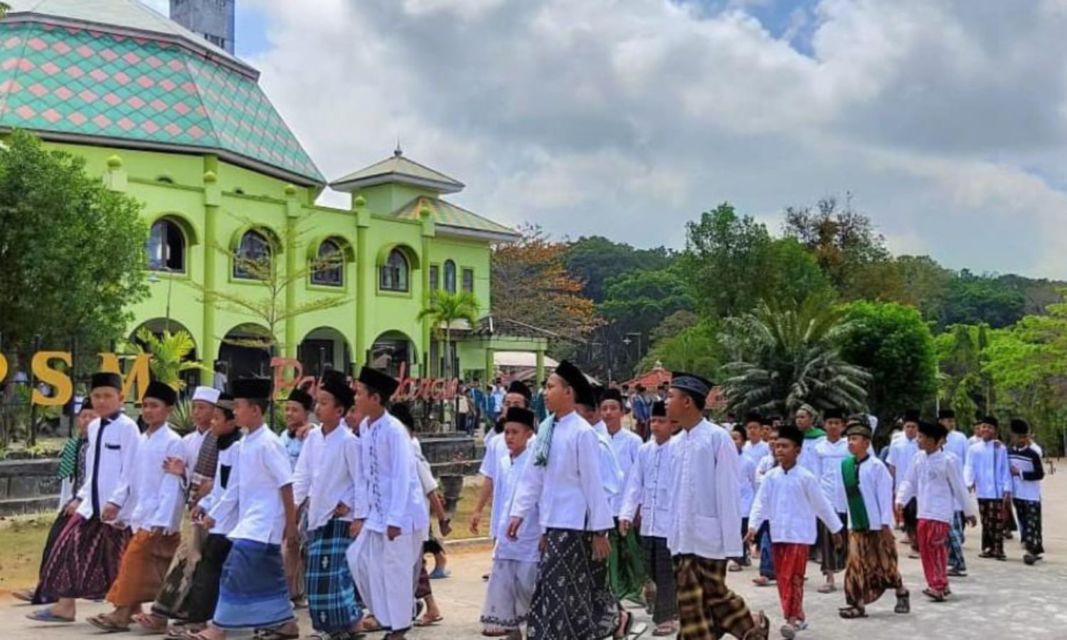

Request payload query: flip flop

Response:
[817,583,837,593]
[87,614,131,633]
[133,611,168,632]
[25,609,75,623]
[414,615,443,627]
[12,588,36,603]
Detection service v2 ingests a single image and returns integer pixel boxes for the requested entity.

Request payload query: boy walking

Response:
[895,421,976,602]
[1007,419,1045,565]
[747,424,843,639]
[965,417,1012,561]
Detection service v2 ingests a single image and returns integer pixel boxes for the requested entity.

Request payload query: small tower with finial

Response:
[170,0,236,54]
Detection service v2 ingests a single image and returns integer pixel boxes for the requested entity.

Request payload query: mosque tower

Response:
[169,0,235,54]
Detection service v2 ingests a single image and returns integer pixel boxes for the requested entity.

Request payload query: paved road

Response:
[4,462,1067,639]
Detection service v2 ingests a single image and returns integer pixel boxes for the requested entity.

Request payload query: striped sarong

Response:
[306,519,361,633]
[213,539,294,630]
[39,516,131,600]
[527,528,618,640]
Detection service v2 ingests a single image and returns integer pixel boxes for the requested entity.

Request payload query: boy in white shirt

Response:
[730,424,757,573]
[88,381,185,633]
[964,416,1012,561]
[480,407,540,640]
[938,408,970,577]
[291,370,363,638]
[887,411,921,553]
[619,400,678,637]
[895,421,977,602]
[747,424,843,639]
[30,373,140,626]
[199,378,300,640]
[600,387,645,603]
[1007,419,1045,565]
[814,408,850,593]
[741,412,770,466]
[838,417,910,620]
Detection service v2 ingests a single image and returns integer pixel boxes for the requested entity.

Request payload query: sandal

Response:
[817,583,837,594]
[742,611,770,640]
[838,606,867,619]
[894,589,910,614]
[652,621,678,637]
[614,610,634,639]
[752,576,773,587]
[414,614,443,627]
[25,609,75,623]
[13,588,36,603]
[358,617,381,632]
[134,611,168,633]
[252,627,300,640]
[87,613,132,633]
[922,588,946,602]
[165,624,206,640]
[481,627,511,637]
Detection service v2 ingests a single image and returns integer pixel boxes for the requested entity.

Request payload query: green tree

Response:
[719,294,871,416]
[938,270,1026,329]
[130,328,206,390]
[837,301,938,422]
[0,130,148,360]
[418,291,481,378]
[894,255,953,319]
[638,319,721,380]
[563,236,673,302]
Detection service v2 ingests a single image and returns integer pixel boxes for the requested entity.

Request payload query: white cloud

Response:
[227,0,1067,277]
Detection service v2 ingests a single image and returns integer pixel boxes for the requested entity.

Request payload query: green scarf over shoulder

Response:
[841,455,870,531]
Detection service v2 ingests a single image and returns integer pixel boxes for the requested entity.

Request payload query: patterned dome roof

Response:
[0,0,324,185]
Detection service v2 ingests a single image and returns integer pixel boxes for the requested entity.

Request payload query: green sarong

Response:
[608,526,647,604]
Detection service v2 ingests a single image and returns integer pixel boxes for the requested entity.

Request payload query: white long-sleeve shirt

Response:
[478,434,508,537]
[749,464,843,545]
[797,432,826,477]
[354,412,429,535]
[815,438,849,513]
[842,454,895,531]
[182,426,211,471]
[619,439,673,538]
[742,440,770,467]
[292,424,362,531]
[943,430,969,473]
[76,412,141,522]
[896,449,976,524]
[887,436,919,489]
[197,431,241,535]
[965,439,1012,500]
[738,452,757,518]
[493,449,540,562]
[755,452,777,488]
[667,420,743,559]
[510,411,613,532]
[607,426,642,516]
[209,425,292,544]
[126,424,185,533]
[593,421,626,504]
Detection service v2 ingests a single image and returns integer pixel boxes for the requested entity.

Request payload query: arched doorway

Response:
[298,327,353,377]
[370,331,414,378]
[128,318,200,390]
[218,323,273,379]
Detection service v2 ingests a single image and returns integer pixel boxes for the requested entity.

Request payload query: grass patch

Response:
[0,515,53,593]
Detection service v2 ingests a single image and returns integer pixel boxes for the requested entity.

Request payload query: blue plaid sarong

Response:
[307,519,362,632]
[213,539,294,630]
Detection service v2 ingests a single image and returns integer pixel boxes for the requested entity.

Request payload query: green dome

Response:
[0,0,324,185]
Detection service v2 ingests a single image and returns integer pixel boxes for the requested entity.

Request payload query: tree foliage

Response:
[836,301,937,422]
[936,270,1027,329]
[491,224,601,342]
[0,130,148,358]
[129,328,205,390]
[418,291,481,378]
[563,236,673,303]
[719,294,871,417]
[638,319,721,381]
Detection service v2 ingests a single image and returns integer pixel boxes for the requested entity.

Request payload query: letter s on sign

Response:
[0,352,6,384]
[32,351,73,406]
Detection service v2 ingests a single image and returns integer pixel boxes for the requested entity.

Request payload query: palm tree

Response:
[719,294,870,417]
[132,327,207,390]
[417,291,481,378]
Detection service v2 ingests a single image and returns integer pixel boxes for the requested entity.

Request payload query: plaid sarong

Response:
[674,555,755,640]
[528,528,619,640]
[306,519,361,633]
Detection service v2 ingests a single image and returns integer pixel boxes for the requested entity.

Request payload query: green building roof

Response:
[0,0,324,185]
[393,195,520,242]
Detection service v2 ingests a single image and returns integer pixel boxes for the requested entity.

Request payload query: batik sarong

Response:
[415,560,432,600]
[843,529,903,607]
[480,558,539,630]
[641,535,676,625]
[106,530,182,606]
[818,512,848,575]
[213,539,295,630]
[1013,499,1044,556]
[29,511,73,604]
[306,519,361,633]
[282,504,308,602]
[184,533,232,623]
[608,521,646,604]
[527,528,618,640]
[947,512,967,572]
[674,555,755,640]
[771,543,808,622]
[978,498,1006,557]
[38,515,131,600]
[152,518,206,618]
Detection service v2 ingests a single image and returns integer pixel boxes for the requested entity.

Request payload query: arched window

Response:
[311,239,344,287]
[146,218,186,272]
[233,229,272,280]
[379,248,410,292]
[444,259,457,294]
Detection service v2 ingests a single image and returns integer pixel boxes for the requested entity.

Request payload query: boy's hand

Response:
[506,516,523,540]
[618,519,632,536]
[965,515,977,527]
[743,528,756,544]
[469,511,482,535]
[349,519,364,538]
[832,531,845,549]
[592,533,610,561]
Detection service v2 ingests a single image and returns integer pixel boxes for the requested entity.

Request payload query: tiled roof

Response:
[0,10,324,184]
[393,195,519,240]
[331,151,464,194]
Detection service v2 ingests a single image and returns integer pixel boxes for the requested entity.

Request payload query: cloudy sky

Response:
[142,0,1067,278]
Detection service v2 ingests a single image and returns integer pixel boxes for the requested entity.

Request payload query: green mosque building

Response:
[0,0,547,387]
